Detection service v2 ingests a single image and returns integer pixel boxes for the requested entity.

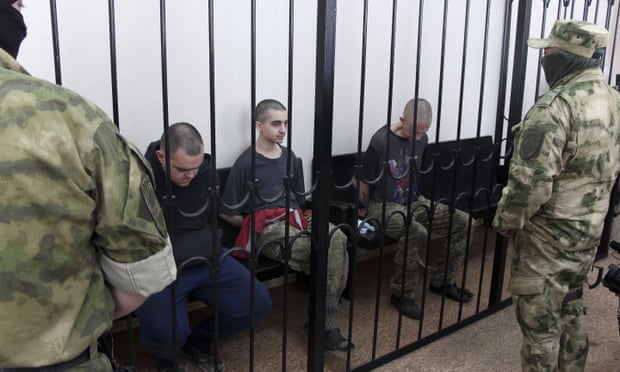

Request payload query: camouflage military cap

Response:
[528,20,608,58]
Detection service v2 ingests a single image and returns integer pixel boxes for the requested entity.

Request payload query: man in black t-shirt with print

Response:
[360,98,473,320]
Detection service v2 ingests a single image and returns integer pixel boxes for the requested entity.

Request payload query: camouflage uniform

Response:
[0,49,177,369]
[368,196,468,298]
[493,20,620,372]
[258,214,349,297]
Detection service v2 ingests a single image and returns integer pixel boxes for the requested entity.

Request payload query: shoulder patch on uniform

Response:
[535,87,562,107]
[519,128,545,160]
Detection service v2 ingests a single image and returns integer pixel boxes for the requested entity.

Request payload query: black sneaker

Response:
[390,294,422,319]
[156,355,188,372]
[324,328,355,351]
[181,341,225,372]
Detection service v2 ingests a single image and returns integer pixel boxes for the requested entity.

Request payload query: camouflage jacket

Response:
[493,67,620,251]
[0,49,176,367]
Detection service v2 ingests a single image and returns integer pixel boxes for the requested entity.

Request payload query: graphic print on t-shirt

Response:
[388,154,409,204]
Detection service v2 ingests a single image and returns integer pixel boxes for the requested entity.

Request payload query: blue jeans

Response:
[135,253,272,362]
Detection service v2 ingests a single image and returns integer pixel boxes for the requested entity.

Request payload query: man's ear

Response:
[255,120,262,131]
[155,149,166,167]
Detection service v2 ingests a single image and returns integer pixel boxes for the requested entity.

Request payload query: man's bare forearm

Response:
[109,286,148,319]
[219,213,244,228]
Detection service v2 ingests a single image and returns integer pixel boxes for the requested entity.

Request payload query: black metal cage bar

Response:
[31,1,620,371]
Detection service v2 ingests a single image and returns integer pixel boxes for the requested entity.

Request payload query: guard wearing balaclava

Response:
[539,48,603,87]
[494,20,620,372]
[0,1,178,370]
[0,0,27,58]
[530,20,608,88]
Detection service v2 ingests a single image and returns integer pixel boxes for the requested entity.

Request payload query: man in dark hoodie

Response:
[138,122,272,372]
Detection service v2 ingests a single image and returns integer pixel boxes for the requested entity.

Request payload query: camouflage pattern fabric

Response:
[63,352,113,372]
[257,214,349,297]
[493,66,620,371]
[368,195,468,298]
[0,50,173,368]
[510,232,592,372]
[528,20,608,58]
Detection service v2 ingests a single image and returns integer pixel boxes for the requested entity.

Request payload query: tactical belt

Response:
[0,349,90,372]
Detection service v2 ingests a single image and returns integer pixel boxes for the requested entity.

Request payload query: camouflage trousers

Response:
[257,214,349,297]
[368,196,469,298]
[510,229,594,372]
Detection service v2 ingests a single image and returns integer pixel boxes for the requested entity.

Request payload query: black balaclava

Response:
[541,49,601,88]
[0,2,27,58]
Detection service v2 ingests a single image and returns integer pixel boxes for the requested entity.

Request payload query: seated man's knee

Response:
[405,222,428,242]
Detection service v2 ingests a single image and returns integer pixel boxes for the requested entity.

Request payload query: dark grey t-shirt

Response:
[221,146,305,215]
[362,125,427,204]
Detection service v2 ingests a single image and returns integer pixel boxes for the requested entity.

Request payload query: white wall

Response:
[16,0,619,185]
[332,0,508,154]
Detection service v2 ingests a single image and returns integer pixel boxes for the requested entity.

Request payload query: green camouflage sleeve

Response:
[90,121,176,295]
[493,93,570,231]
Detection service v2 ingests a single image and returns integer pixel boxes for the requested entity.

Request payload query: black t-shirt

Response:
[362,125,427,204]
[221,146,305,215]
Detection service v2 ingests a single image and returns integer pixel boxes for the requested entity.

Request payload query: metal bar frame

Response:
[38,0,620,370]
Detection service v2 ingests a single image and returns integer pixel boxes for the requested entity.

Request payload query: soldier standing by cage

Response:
[0,1,177,370]
[493,20,620,371]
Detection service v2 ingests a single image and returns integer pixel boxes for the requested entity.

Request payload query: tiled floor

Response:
[111,224,620,371]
